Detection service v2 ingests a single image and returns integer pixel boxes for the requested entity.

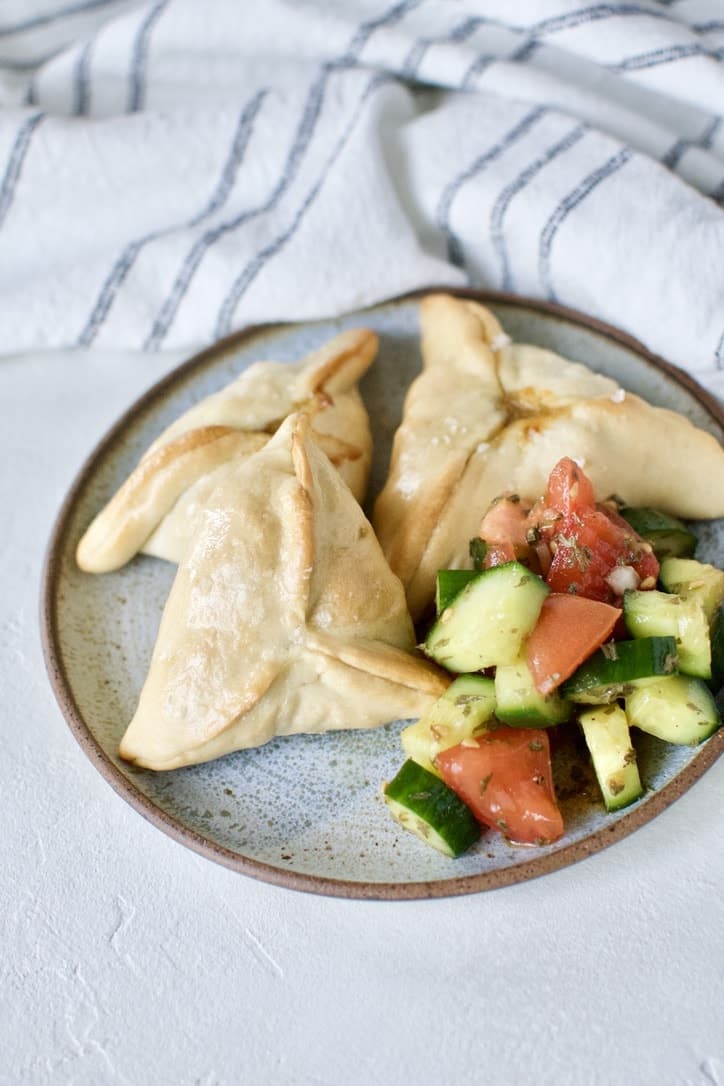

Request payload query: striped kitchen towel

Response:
[1,0,723,383]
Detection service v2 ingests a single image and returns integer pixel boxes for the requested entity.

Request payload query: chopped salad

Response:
[383,457,724,857]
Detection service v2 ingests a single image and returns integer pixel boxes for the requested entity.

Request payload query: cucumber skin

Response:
[625,676,721,745]
[619,507,696,559]
[561,637,678,704]
[711,604,724,693]
[623,590,711,680]
[469,538,487,571]
[435,570,481,615]
[579,705,643,812]
[383,760,481,858]
[495,653,571,727]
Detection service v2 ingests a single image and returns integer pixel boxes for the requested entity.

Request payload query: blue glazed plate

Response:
[41,290,724,898]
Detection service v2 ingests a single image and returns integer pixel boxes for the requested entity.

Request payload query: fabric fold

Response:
[0,0,720,385]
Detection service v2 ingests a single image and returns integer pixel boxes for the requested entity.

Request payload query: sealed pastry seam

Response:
[77,328,377,572]
[119,412,446,771]
[76,426,267,573]
[373,293,724,620]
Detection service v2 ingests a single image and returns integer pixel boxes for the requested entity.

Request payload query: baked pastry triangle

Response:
[119,412,447,771]
[77,328,376,573]
[374,293,724,619]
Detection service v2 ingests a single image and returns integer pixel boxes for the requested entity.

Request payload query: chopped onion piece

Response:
[605,565,640,595]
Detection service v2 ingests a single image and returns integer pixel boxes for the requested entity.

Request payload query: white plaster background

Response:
[2,348,724,1086]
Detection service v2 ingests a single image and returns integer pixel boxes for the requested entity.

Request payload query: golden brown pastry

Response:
[374,293,724,619]
[119,412,447,771]
[77,328,376,573]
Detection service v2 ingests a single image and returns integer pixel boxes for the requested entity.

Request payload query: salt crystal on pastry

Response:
[373,293,724,620]
[77,328,376,573]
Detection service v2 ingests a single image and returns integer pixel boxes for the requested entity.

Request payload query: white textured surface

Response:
[3,346,724,1086]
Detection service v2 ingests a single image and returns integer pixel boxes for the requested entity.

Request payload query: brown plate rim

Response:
[40,287,724,900]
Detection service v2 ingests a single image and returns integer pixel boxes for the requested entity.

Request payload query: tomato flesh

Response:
[544,457,595,514]
[478,496,531,569]
[477,460,659,601]
[436,728,564,846]
[526,593,621,695]
[544,508,658,601]
[532,459,659,602]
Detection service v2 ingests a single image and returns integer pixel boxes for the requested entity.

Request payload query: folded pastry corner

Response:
[77,327,376,573]
[374,293,724,620]
[119,411,447,771]
[373,294,508,595]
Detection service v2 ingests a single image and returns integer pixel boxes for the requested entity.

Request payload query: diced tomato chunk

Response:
[544,457,595,515]
[436,728,564,846]
[604,505,660,585]
[529,459,660,602]
[526,593,621,695]
[543,507,658,602]
[545,509,619,600]
[475,460,659,600]
[478,496,531,568]
[479,495,531,551]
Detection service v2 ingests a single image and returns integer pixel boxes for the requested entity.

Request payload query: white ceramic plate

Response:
[41,290,724,898]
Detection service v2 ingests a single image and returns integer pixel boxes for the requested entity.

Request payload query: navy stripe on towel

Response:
[461,53,495,88]
[613,43,718,72]
[143,0,419,349]
[436,106,548,267]
[214,73,393,338]
[77,90,265,347]
[143,68,331,349]
[340,0,423,65]
[528,4,669,36]
[662,116,721,172]
[491,124,586,292]
[715,330,724,369]
[127,0,167,112]
[0,0,118,38]
[402,15,485,79]
[0,112,44,231]
[691,21,724,34]
[538,148,632,300]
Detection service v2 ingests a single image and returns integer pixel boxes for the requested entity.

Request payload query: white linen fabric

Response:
[0,0,723,380]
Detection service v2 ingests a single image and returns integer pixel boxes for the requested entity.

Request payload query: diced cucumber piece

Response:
[383,760,481,857]
[400,675,496,776]
[424,561,549,673]
[619,506,696,559]
[579,705,643,811]
[659,557,724,623]
[623,590,711,679]
[435,570,481,615]
[495,650,570,727]
[625,675,721,745]
[561,637,678,704]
